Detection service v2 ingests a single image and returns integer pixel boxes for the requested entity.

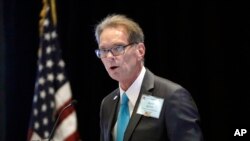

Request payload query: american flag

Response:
[28,0,80,140]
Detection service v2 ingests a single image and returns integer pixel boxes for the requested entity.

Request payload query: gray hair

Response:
[94,14,144,44]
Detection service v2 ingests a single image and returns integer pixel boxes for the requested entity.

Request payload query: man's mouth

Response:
[110,66,118,70]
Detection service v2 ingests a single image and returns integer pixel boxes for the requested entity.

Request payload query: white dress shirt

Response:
[112,66,146,141]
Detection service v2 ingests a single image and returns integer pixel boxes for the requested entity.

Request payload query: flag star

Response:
[44,131,49,138]
[33,95,38,103]
[57,73,65,82]
[35,83,39,91]
[43,19,49,27]
[58,60,65,67]
[33,108,38,116]
[38,48,42,58]
[39,64,43,71]
[43,117,48,125]
[50,101,55,108]
[34,122,40,129]
[41,104,47,112]
[38,77,45,85]
[48,87,54,95]
[44,33,51,41]
[51,31,57,39]
[46,60,54,68]
[47,73,54,82]
[46,46,52,54]
[40,90,46,99]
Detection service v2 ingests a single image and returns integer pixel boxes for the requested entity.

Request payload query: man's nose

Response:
[106,50,114,58]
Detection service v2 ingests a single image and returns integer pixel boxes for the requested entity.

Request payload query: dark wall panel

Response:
[1,0,6,139]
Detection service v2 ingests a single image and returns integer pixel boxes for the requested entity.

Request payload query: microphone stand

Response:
[47,100,77,141]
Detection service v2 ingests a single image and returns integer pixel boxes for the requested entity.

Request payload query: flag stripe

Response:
[57,103,75,128]
[54,112,78,140]
[55,82,72,110]
[57,98,73,117]
[65,131,80,141]
[29,131,42,141]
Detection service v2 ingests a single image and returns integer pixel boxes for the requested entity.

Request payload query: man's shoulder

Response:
[145,68,182,89]
[155,75,180,87]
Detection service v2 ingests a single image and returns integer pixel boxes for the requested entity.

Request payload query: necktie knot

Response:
[121,93,129,105]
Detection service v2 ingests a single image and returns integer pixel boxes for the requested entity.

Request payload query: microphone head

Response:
[71,100,78,106]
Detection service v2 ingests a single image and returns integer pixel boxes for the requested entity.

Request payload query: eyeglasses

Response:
[95,42,137,58]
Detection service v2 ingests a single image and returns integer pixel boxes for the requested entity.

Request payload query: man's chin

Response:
[109,74,120,81]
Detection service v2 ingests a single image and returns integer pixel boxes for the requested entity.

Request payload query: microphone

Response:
[48,100,77,141]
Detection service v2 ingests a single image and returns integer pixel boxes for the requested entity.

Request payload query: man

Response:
[94,14,203,141]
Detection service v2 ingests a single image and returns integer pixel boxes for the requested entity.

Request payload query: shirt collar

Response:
[119,66,146,106]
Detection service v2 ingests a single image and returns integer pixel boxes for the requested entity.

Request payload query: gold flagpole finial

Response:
[39,0,48,35]
[39,0,57,35]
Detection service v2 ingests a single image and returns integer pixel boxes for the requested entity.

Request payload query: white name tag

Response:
[136,95,164,118]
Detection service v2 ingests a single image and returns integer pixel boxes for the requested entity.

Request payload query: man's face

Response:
[98,26,144,83]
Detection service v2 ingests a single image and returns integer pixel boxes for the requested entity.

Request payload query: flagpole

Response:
[50,0,57,26]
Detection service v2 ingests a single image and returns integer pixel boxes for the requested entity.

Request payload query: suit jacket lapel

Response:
[107,90,120,141]
[124,69,155,141]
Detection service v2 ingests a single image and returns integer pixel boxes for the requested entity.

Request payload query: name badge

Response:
[136,95,164,118]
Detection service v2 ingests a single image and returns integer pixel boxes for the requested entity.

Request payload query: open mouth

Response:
[110,66,118,70]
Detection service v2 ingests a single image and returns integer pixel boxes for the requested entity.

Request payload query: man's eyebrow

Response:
[99,43,125,49]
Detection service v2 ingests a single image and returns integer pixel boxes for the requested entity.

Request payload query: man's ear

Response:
[136,43,145,60]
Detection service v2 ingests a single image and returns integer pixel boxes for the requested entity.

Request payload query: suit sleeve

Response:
[165,88,203,141]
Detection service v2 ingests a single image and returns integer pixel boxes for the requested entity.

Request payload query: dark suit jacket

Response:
[100,69,203,141]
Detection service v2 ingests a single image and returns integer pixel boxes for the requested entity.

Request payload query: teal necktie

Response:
[117,93,130,141]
